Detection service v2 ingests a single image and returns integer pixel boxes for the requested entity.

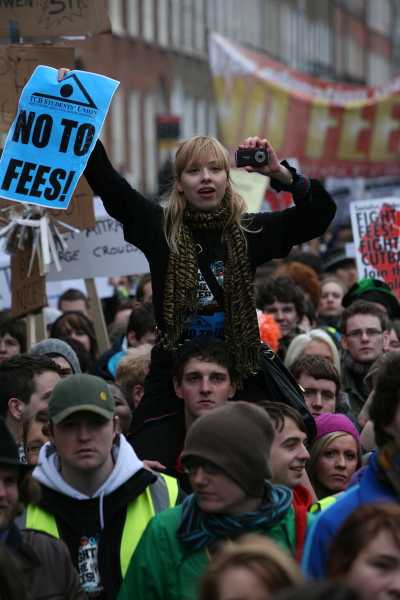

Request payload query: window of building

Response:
[182,0,194,51]
[280,3,298,66]
[264,0,280,57]
[110,90,126,168]
[171,0,182,48]
[368,52,390,85]
[107,0,124,35]
[170,78,185,115]
[182,95,195,139]
[206,0,216,35]
[342,0,366,17]
[143,94,157,192]
[207,102,218,138]
[367,0,392,36]
[194,0,205,53]
[195,98,207,134]
[157,0,169,46]
[126,0,139,37]
[143,0,155,42]
[128,90,142,188]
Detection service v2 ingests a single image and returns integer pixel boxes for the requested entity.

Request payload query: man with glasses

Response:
[118,402,304,600]
[340,300,388,420]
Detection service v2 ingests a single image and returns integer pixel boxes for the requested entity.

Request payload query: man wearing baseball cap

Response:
[0,417,84,598]
[118,402,307,600]
[26,374,179,600]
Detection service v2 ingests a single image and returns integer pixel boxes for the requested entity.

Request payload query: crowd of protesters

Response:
[0,122,400,600]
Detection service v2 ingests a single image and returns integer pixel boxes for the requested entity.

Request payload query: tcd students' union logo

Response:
[30,73,98,117]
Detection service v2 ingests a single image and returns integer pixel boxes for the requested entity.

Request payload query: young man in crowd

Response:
[28,374,179,599]
[0,317,26,363]
[0,355,61,460]
[58,288,91,317]
[263,401,314,558]
[290,355,343,418]
[118,402,303,600]
[96,304,156,380]
[303,351,400,577]
[256,276,305,356]
[265,402,310,491]
[0,417,85,598]
[340,300,388,418]
[130,337,236,481]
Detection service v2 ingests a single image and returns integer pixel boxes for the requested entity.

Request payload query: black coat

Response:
[85,142,336,335]
[85,142,336,430]
[130,411,185,466]
[7,524,85,599]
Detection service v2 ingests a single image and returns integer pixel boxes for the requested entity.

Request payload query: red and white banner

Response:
[209,33,400,178]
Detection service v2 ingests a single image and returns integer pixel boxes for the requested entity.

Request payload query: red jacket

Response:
[292,484,313,562]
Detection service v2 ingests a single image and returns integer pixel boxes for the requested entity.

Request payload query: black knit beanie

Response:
[181,402,275,497]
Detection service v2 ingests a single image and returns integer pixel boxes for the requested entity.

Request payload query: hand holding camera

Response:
[235,146,269,168]
[236,136,293,185]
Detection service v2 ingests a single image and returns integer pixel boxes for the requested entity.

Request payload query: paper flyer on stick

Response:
[350,197,400,299]
[0,66,119,210]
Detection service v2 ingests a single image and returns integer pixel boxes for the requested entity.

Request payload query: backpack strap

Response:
[197,252,225,308]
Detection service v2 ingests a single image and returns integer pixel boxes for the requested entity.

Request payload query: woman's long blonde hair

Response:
[164,136,248,253]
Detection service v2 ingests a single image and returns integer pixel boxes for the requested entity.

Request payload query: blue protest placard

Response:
[0,66,119,210]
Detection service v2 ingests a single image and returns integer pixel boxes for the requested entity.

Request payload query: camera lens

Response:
[254,150,266,163]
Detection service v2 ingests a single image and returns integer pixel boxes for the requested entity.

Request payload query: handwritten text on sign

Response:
[0,66,119,210]
[47,217,150,281]
[0,1,110,38]
[350,197,400,298]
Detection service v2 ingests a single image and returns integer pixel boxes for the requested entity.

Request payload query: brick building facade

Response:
[74,0,400,193]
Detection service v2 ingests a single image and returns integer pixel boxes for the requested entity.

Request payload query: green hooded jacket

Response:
[117,503,299,600]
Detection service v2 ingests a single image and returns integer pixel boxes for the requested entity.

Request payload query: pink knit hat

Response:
[314,413,360,443]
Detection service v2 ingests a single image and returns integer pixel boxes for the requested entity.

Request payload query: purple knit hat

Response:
[314,414,360,443]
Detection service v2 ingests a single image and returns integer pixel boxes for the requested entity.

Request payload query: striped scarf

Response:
[176,481,293,552]
[163,200,260,379]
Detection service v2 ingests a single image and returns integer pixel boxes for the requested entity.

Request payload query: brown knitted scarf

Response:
[163,201,260,379]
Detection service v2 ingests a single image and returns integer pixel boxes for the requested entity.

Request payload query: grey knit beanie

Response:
[30,338,81,374]
[181,402,275,497]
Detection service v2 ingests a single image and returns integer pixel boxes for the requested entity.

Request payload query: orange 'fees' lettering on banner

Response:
[209,33,400,178]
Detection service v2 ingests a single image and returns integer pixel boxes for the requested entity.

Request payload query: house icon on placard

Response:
[31,73,97,110]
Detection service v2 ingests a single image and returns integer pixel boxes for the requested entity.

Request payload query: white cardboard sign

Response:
[46,216,149,281]
[349,196,400,297]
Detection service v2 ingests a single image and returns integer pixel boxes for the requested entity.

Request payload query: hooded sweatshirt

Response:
[33,434,157,600]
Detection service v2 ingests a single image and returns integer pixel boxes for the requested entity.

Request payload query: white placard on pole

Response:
[47,216,149,282]
[349,197,400,297]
